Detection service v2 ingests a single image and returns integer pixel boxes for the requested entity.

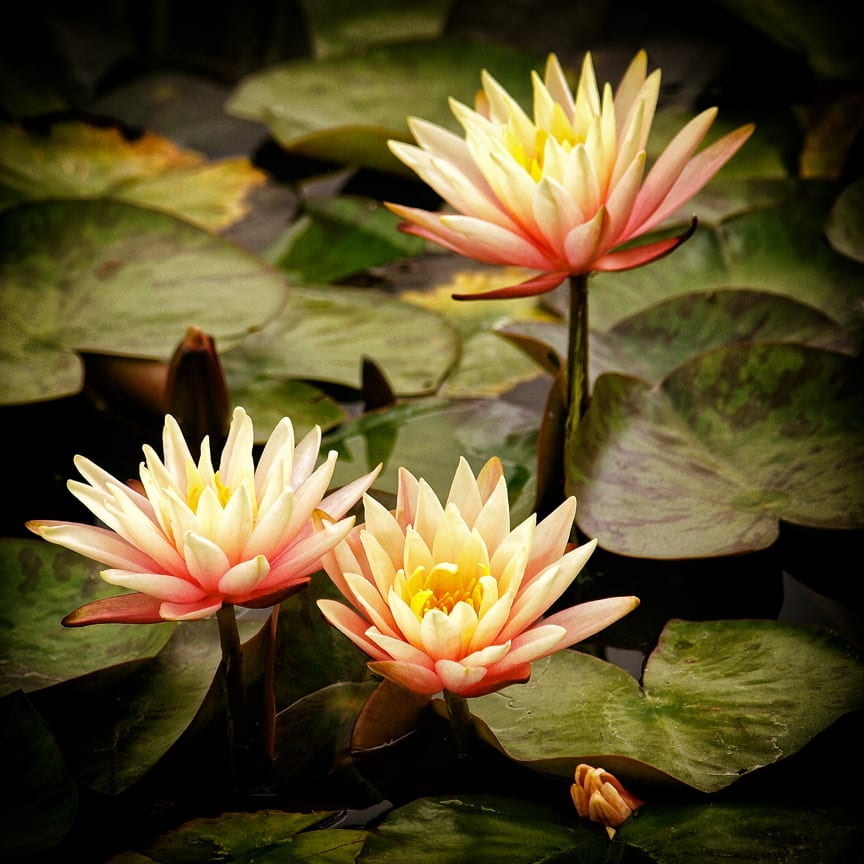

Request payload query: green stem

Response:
[216,604,248,779]
[443,690,475,756]
[262,605,279,764]
[565,273,590,436]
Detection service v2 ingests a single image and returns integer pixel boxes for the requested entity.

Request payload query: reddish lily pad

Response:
[0,539,174,699]
[470,619,864,793]
[567,343,864,559]
[0,121,265,229]
[0,199,288,405]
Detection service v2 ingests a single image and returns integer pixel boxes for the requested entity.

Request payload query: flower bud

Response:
[571,763,645,838]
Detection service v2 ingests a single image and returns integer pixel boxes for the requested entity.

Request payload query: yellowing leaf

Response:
[0,121,265,230]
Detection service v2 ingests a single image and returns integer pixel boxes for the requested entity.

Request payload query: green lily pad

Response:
[590,288,858,385]
[0,690,78,855]
[225,373,346,443]
[220,284,458,397]
[135,810,365,864]
[301,0,451,58]
[273,576,373,711]
[225,39,539,172]
[361,794,607,863]
[0,121,265,229]
[471,619,864,793]
[401,266,556,397]
[325,397,539,524]
[620,801,864,864]
[273,681,377,780]
[270,196,425,284]
[0,539,174,698]
[506,287,856,390]
[589,181,864,338]
[825,177,864,264]
[0,199,288,405]
[567,343,864,558]
[52,617,247,794]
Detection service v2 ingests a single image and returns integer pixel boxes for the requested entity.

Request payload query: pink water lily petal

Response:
[384,49,751,295]
[101,569,205,603]
[633,122,756,235]
[319,457,632,701]
[542,595,641,647]
[159,598,224,621]
[61,592,167,626]
[319,464,381,521]
[435,659,488,694]
[624,107,718,234]
[34,408,378,626]
[183,531,231,593]
[218,555,269,596]
[369,660,445,696]
[451,269,567,300]
[26,520,162,572]
[593,217,697,272]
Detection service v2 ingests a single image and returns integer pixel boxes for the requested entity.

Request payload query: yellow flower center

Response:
[504,103,581,182]
[186,471,233,512]
[405,561,489,619]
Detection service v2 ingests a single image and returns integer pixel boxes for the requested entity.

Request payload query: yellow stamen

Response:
[187,471,233,512]
[403,560,490,620]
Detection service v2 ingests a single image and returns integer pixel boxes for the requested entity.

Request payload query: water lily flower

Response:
[317,456,638,697]
[387,50,754,299]
[27,407,380,624]
[571,763,645,838]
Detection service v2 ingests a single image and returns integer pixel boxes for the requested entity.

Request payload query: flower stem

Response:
[565,273,590,437]
[443,690,475,756]
[216,604,249,781]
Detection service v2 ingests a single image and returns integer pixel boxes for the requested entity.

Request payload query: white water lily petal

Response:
[218,555,269,596]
